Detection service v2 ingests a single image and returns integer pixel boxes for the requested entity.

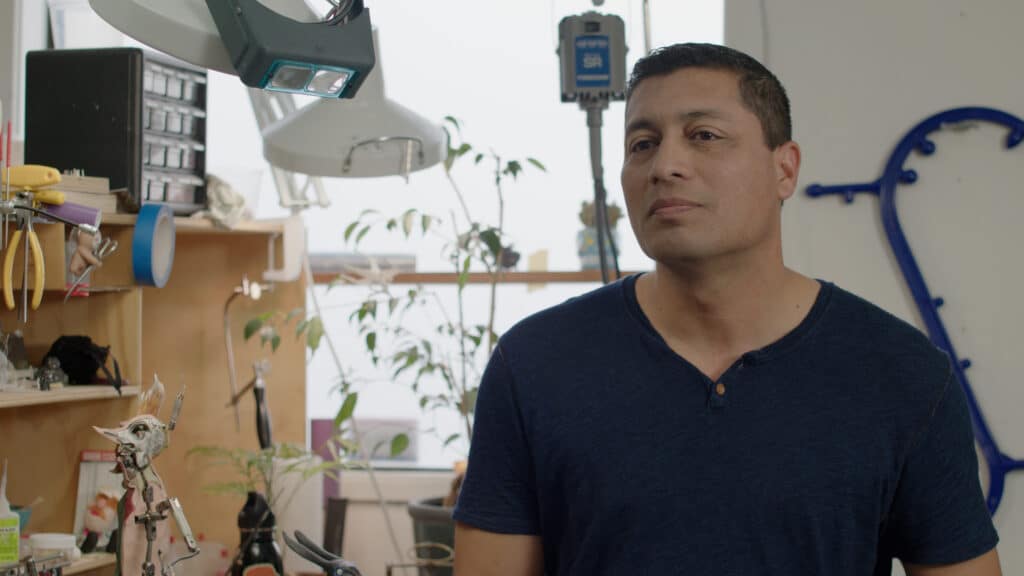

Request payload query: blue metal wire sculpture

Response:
[805,106,1024,514]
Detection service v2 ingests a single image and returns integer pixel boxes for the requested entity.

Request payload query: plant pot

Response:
[577,226,620,270]
[407,497,454,576]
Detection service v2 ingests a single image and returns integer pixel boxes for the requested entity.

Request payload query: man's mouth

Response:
[649,197,701,216]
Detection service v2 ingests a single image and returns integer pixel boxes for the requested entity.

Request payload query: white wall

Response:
[726,0,1024,571]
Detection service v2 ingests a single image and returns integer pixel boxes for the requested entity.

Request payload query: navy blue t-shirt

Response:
[453,276,998,575]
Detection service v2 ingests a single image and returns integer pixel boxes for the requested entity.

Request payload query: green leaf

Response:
[421,214,432,234]
[390,433,410,457]
[479,228,502,259]
[442,433,460,448]
[386,218,397,231]
[388,297,399,316]
[355,225,371,245]
[244,318,263,341]
[306,316,324,352]
[285,308,304,323]
[461,387,479,415]
[271,334,281,352]
[401,209,415,237]
[505,160,523,180]
[334,392,358,428]
[455,142,471,157]
[527,157,547,171]
[419,396,429,409]
[474,153,484,165]
[358,208,379,217]
[343,221,360,242]
[365,332,376,352]
[339,438,361,455]
[444,115,461,133]
[295,318,309,338]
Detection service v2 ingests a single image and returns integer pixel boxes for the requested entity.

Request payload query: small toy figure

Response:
[94,375,199,576]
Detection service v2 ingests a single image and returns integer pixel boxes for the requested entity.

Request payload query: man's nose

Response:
[649,138,693,184]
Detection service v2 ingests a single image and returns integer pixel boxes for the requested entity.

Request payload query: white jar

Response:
[29,533,80,561]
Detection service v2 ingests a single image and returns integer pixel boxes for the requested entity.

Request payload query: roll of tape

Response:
[132,204,176,287]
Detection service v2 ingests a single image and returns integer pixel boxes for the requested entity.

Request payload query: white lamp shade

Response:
[261,97,447,179]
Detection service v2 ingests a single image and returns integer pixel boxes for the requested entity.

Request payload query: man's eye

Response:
[693,130,719,142]
[629,139,656,153]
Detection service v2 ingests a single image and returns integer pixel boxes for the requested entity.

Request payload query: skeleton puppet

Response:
[93,376,198,576]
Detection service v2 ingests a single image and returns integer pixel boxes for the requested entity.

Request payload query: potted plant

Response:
[320,117,544,572]
[239,117,544,573]
[186,442,342,574]
[577,199,623,270]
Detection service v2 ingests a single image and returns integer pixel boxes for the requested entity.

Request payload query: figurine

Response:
[93,375,198,576]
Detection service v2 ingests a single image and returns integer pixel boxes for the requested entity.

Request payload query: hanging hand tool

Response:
[223,274,274,431]
[64,237,118,302]
[2,211,44,317]
[0,165,101,321]
[224,359,273,449]
[0,167,61,319]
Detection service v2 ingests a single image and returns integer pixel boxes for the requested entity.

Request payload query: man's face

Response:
[621,67,798,266]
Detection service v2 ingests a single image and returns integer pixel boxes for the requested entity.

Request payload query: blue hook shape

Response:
[806,106,1024,514]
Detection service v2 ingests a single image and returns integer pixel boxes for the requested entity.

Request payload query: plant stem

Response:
[449,214,471,438]
[486,155,506,358]
[445,168,474,227]
[302,253,411,576]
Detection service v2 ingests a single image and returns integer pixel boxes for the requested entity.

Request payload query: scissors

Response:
[64,237,118,302]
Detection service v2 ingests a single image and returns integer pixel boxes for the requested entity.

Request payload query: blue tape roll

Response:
[132,204,176,288]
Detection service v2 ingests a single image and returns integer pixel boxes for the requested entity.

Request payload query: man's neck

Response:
[635,252,819,379]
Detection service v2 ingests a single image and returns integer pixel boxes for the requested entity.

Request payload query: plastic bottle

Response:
[231,492,282,576]
[0,459,20,564]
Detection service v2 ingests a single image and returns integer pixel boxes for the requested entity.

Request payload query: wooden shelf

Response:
[313,269,644,285]
[0,385,139,409]
[64,552,116,575]
[103,214,285,235]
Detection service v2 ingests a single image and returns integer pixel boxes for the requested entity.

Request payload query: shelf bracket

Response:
[263,214,305,283]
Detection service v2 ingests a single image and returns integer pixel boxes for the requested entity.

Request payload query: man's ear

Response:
[774,140,801,201]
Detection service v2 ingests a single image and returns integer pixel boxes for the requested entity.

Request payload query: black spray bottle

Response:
[231,491,283,576]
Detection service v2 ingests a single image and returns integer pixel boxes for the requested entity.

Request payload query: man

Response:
[453,43,1000,575]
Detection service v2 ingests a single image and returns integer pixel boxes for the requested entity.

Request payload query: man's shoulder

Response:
[822,282,952,382]
[499,275,633,350]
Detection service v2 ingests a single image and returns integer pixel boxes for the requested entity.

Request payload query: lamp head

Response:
[205,0,375,98]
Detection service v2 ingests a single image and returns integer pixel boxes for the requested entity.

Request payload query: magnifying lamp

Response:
[90,0,374,99]
[89,0,446,183]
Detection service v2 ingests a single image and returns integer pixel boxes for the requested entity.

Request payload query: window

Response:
[203,0,724,468]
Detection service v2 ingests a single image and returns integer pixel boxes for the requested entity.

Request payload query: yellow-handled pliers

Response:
[3,216,44,310]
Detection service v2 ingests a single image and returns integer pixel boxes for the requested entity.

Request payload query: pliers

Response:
[2,214,43,311]
[282,530,363,576]
[0,165,66,313]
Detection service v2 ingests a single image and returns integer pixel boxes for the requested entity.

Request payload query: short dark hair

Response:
[626,43,792,149]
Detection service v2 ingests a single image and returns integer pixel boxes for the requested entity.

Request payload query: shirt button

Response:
[715,382,726,396]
